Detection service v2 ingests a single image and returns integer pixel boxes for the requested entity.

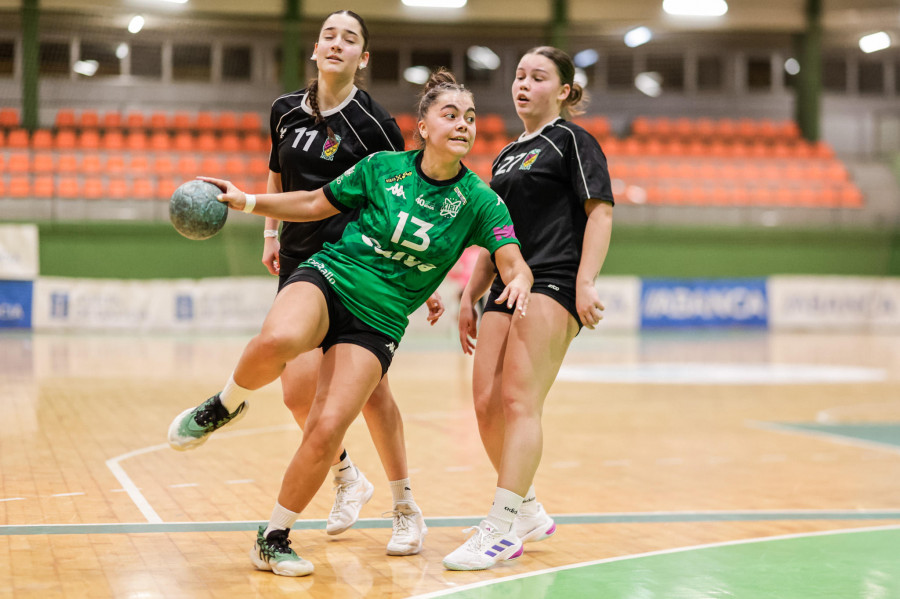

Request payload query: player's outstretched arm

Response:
[198,176,339,222]
[492,244,533,319]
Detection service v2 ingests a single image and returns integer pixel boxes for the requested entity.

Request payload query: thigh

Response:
[502,294,579,402]
[472,311,513,401]
[308,344,385,430]
[281,348,324,397]
[260,281,330,354]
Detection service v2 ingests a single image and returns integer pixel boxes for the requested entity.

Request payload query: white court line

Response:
[407,523,900,599]
[105,423,297,524]
[0,497,25,503]
[50,492,85,498]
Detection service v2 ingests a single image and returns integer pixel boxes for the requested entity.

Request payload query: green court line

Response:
[3,510,900,536]
[411,525,900,599]
[777,422,900,448]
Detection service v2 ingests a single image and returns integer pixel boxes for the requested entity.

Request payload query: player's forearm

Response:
[495,245,533,289]
[461,249,496,305]
[250,189,337,222]
[576,200,613,286]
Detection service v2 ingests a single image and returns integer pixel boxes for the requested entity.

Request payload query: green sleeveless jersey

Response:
[302,150,519,341]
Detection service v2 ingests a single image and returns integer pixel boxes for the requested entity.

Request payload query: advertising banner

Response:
[640,278,768,328]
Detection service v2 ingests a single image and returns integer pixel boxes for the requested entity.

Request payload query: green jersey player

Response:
[168,69,532,577]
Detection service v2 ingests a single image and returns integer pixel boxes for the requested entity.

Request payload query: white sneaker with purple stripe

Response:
[514,501,557,543]
[442,520,524,571]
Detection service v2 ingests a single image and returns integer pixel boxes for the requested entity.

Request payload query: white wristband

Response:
[263,229,278,238]
[242,194,256,214]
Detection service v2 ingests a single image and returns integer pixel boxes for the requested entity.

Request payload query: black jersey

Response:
[268,86,404,261]
[489,118,614,279]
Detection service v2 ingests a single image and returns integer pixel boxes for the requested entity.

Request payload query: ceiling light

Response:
[859,32,890,54]
[73,60,99,77]
[404,66,431,85]
[128,15,144,34]
[157,0,188,3]
[624,26,653,48]
[784,58,800,75]
[574,68,588,88]
[574,49,599,68]
[635,72,662,97]
[402,0,466,7]
[116,43,129,59]
[466,46,500,70]
[662,0,728,17]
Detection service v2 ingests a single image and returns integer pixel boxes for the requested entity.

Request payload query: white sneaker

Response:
[325,468,374,535]
[442,520,523,571]
[514,501,557,543]
[386,501,427,556]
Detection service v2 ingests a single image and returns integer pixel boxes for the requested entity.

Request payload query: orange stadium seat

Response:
[0,177,5,196]
[33,175,54,198]
[153,156,176,177]
[172,111,192,131]
[81,155,103,175]
[149,112,168,130]
[173,132,194,152]
[56,176,81,199]
[32,152,55,174]
[196,132,217,152]
[695,118,715,139]
[55,130,77,150]
[248,156,269,177]
[242,133,267,153]
[194,112,215,131]
[199,156,224,175]
[82,177,105,199]
[216,111,239,131]
[221,133,241,152]
[106,156,126,175]
[176,155,200,178]
[31,129,53,150]
[149,131,170,152]
[103,131,126,151]
[156,177,182,198]
[6,129,29,149]
[107,177,129,199]
[0,130,5,147]
[127,131,148,151]
[239,112,263,132]
[840,186,863,208]
[132,177,156,200]
[56,154,79,174]
[78,130,101,150]
[78,110,100,130]
[224,156,248,176]
[125,112,146,130]
[54,109,76,129]
[8,176,31,198]
[0,107,20,128]
[128,155,151,175]
[102,112,123,130]
[8,152,30,174]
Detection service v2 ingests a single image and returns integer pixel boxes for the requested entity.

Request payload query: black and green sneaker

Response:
[167,393,247,451]
[249,525,314,577]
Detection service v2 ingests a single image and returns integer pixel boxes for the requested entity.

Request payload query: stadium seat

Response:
[149,112,169,130]
[172,111,192,131]
[56,154,79,174]
[8,152,30,174]
[106,155,126,175]
[32,152,55,174]
[55,130,77,150]
[132,177,156,200]
[81,155,103,175]
[31,129,53,150]
[33,175,54,198]
[102,112,123,130]
[156,177,182,198]
[199,156,225,175]
[176,155,201,178]
[224,156,248,176]
[82,177,105,200]
[220,133,241,152]
[394,113,416,136]
[56,176,81,199]
[215,111,239,132]
[242,133,267,152]
[125,112,146,130]
[78,110,100,130]
[153,156,176,177]
[149,131,171,152]
[196,132,217,152]
[103,131,126,151]
[238,112,263,132]
[128,155,151,175]
[6,129,29,149]
[55,109,77,130]
[126,131,148,151]
[8,176,31,198]
[173,132,194,152]
[0,107,20,128]
[78,130,101,150]
[194,112,215,131]
[248,156,269,176]
[107,177,129,199]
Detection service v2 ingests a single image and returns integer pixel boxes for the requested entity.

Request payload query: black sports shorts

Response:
[283,267,398,376]
[483,273,582,331]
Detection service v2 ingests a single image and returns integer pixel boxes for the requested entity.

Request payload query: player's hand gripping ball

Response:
[169,180,228,240]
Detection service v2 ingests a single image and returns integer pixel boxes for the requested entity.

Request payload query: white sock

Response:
[389,478,414,504]
[220,374,252,413]
[331,452,358,482]
[264,502,299,537]
[520,484,538,515]
[486,487,523,533]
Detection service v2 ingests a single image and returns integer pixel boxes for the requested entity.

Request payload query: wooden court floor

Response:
[1,329,899,598]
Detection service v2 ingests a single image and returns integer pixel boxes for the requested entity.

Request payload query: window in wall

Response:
[646,54,684,92]
[606,54,633,89]
[131,43,162,78]
[746,56,771,91]
[173,44,211,81]
[222,45,252,81]
[371,48,399,82]
[858,59,884,94]
[0,40,13,76]
[80,42,121,77]
[410,49,452,73]
[823,56,847,92]
[39,41,70,77]
[697,55,723,91]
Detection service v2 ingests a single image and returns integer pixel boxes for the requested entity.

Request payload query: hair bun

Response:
[424,68,457,92]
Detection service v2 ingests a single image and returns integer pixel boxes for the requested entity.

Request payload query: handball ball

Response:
[169,180,228,240]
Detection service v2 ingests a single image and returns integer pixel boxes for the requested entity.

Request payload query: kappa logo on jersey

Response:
[321,134,342,161]
[519,149,541,170]
[440,198,461,218]
[415,195,435,210]
[387,183,407,199]
[385,342,397,356]
[493,225,517,241]
[385,171,413,184]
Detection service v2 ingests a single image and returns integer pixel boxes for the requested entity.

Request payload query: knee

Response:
[473,390,499,424]
[253,331,300,362]
[500,392,541,422]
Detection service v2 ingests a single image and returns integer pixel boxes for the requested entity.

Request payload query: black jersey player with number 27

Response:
[168,69,532,577]
[446,46,614,571]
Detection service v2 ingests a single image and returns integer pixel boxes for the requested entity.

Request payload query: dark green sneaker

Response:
[167,393,247,451]
[249,525,314,577]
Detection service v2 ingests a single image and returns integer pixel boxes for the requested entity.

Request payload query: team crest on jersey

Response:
[321,134,342,161]
[519,149,541,170]
[440,197,461,219]
[279,127,288,139]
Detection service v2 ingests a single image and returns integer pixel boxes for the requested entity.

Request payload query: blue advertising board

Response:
[0,280,34,328]
[640,278,768,328]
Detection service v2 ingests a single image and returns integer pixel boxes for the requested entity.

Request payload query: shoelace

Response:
[331,480,357,514]
[194,398,226,427]
[384,509,412,535]
[265,530,292,554]
[461,525,490,550]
